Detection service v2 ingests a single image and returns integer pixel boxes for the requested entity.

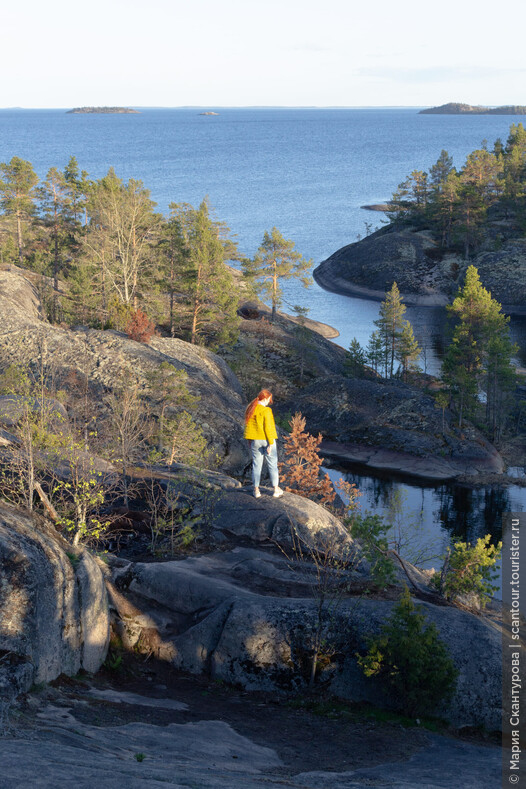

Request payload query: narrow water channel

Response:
[323,464,526,599]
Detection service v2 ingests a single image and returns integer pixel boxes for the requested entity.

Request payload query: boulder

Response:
[0,503,109,698]
[108,544,501,729]
[0,395,69,431]
[210,486,353,548]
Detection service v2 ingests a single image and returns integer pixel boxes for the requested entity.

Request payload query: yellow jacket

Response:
[244,403,278,444]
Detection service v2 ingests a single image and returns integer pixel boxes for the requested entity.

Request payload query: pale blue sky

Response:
[2,0,525,108]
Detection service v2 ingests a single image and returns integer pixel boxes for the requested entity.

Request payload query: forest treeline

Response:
[387,122,526,258]
[0,157,310,348]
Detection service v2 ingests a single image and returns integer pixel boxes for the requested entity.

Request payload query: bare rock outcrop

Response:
[313,225,526,313]
[0,269,246,472]
[281,375,504,481]
[313,227,451,306]
[107,542,501,730]
[0,503,109,698]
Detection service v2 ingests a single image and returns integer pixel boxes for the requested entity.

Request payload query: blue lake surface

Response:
[1,107,525,576]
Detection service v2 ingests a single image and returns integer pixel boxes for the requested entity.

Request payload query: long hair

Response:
[244,389,273,424]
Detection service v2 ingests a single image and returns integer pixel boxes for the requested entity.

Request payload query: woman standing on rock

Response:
[244,389,283,499]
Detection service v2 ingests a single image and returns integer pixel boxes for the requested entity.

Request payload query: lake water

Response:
[2,107,525,578]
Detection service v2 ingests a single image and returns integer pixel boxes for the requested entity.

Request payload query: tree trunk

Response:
[271,265,278,322]
[16,210,23,265]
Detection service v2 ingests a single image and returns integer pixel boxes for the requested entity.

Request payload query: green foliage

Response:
[244,226,312,321]
[365,330,383,375]
[357,587,458,716]
[105,294,133,330]
[162,411,209,467]
[65,550,81,568]
[0,364,32,396]
[291,304,315,384]
[50,438,110,547]
[83,167,160,307]
[345,338,367,377]
[0,156,39,264]
[442,265,518,435]
[386,124,526,258]
[395,321,421,379]
[168,198,241,346]
[104,649,124,673]
[272,412,291,433]
[433,534,501,608]
[134,753,146,763]
[374,283,407,378]
[347,513,396,586]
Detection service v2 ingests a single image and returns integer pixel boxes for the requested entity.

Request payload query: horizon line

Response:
[0,104,430,111]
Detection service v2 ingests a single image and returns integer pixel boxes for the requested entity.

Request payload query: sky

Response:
[2,0,526,108]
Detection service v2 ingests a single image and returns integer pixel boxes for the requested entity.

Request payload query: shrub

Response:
[432,534,501,608]
[125,308,156,343]
[346,512,396,587]
[278,412,335,505]
[357,586,458,717]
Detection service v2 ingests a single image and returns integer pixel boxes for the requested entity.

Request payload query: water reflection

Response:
[325,464,526,598]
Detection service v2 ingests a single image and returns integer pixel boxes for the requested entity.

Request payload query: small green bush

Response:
[433,534,501,608]
[357,587,458,717]
[348,513,396,587]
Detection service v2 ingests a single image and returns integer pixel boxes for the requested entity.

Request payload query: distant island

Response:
[420,102,526,115]
[66,107,140,114]
[199,111,219,116]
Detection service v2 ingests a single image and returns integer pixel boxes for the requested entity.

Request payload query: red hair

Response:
[244,389,273,424]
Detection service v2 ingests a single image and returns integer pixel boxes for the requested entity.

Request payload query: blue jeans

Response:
[249,440,279,488]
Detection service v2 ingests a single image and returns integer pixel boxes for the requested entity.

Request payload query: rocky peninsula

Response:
[313,224,526,314]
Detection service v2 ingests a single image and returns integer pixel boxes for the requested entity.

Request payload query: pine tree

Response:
[442,265,516,431]
[278,413,335,505]
[145,362,199,452]
[483,327,518,442]
[169,199,241,346]
[345,338,367,377]
[38,166,78,320]
[374,282,407,378]
[0,157,39,264]
[63,155,90,227]
[244,227,311,322]
[429,149,455,190]
[366,330,384,376]
[396,321,421,380]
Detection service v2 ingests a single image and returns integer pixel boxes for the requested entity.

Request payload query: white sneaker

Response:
[273,487,284,498]
[254,488,261,498]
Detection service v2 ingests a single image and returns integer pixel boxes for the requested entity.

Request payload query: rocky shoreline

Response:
[320,440,505,483]
[313,259,450,306]
[313,225,526,314]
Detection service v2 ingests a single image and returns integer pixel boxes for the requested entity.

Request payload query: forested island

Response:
[420,102,526,115]
[67,106,140,114]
